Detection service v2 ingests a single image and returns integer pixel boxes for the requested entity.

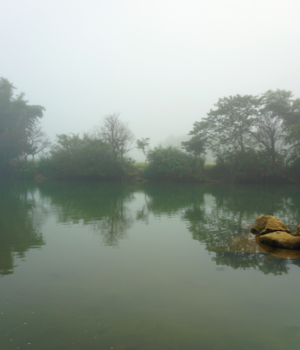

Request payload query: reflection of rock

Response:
[212,233,300,259]
[260,231,300,250]
[212,234,267,254]
[241,224,253,232]
[251,215,291,235]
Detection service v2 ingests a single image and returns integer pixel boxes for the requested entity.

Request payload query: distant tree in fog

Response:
[0,78,45,176]
[20,122,51,164]
[93,113,135,161]
[251,111,286,168]
[181,135,206,159]
[187,89,300,180]
[136,137,150,164]
[188,94,261,159]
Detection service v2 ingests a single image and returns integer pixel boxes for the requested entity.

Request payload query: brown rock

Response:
[290,224,300,236]
[295,224,300,236]
[251,215,291,235]
[259,231,300,250]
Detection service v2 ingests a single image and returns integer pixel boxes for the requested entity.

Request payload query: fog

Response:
[1,0,300,161]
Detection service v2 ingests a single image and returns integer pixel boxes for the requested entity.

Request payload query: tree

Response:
[93,113,134,161]
[251,111,285,168]
[187,92,297,181]
[0,78,45,175]
[19,122,51,164]
[257,90,300,167]
[181,135,206,159]
[281,97,300,163]
[136,137,150,164]
[261,89,293,119]
[189,95,261,161]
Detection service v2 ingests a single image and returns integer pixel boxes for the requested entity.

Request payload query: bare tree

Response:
[94,113,134,161]
[252,112,286,167]
[25,122,51,162]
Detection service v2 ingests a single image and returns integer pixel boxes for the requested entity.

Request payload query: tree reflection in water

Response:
[6,181,300,276]
[38,181,135,246]
[0,182,45,276]
[139,183,300,275]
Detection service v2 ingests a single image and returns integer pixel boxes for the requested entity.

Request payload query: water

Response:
[1,181,300,350]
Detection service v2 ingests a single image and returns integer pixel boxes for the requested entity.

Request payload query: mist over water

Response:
[2,1,300,348]
[1,181,300,349]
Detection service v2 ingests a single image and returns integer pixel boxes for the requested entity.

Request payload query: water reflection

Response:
[3,181,300,276]
[37,182,300,274]
[140,183,204,216]
[139,183,300,275]
[0,182,45,276]
[38,182,136,246]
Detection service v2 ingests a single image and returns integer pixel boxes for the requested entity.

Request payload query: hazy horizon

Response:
[1,0,300,161]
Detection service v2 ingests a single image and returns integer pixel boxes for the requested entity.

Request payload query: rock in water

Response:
[260,231,300,250]
[251,215,291,235]
[296,224,300,236]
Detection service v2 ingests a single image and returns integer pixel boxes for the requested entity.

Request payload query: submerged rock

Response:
[260,231,300,250]
[251,215,291,235]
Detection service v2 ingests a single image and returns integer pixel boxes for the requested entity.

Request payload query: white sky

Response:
[1,0,300,159]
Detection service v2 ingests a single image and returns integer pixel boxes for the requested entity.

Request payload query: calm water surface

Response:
[1,181,300,350]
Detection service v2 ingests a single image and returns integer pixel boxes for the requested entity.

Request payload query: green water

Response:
[1,181,300,350]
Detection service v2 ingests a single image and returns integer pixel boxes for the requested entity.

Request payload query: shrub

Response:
[37,134,128,180]
[143,146,195,180]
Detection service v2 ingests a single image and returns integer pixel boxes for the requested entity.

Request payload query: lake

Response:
[1,181,300,350]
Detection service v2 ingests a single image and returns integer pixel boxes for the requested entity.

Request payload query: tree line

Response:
[0,78,135,180]
[1,77,300,182]
[0,78,50,177]
[185,90,300,182]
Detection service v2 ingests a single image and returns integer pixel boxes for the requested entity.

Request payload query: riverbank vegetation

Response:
[1,77,300,183]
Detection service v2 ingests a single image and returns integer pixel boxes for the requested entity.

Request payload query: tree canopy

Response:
[0,78,45,176]
[186,90,300,181]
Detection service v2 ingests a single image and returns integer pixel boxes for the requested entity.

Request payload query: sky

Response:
[1,0,300,160]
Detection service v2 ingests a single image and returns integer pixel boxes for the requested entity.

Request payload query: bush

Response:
[143,146,195,180]
[211,150,287,183]
[37,134,128,180]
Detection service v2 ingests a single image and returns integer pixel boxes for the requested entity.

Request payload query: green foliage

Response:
[181,135,206,158]
[0,78,45,177]
[261,89,294,118]
[38,134,128,180]
[143,146,197,180]
[188,90,300,182]
[211,150,287,182]
[283,98,300,163]
[190,94,261,157]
